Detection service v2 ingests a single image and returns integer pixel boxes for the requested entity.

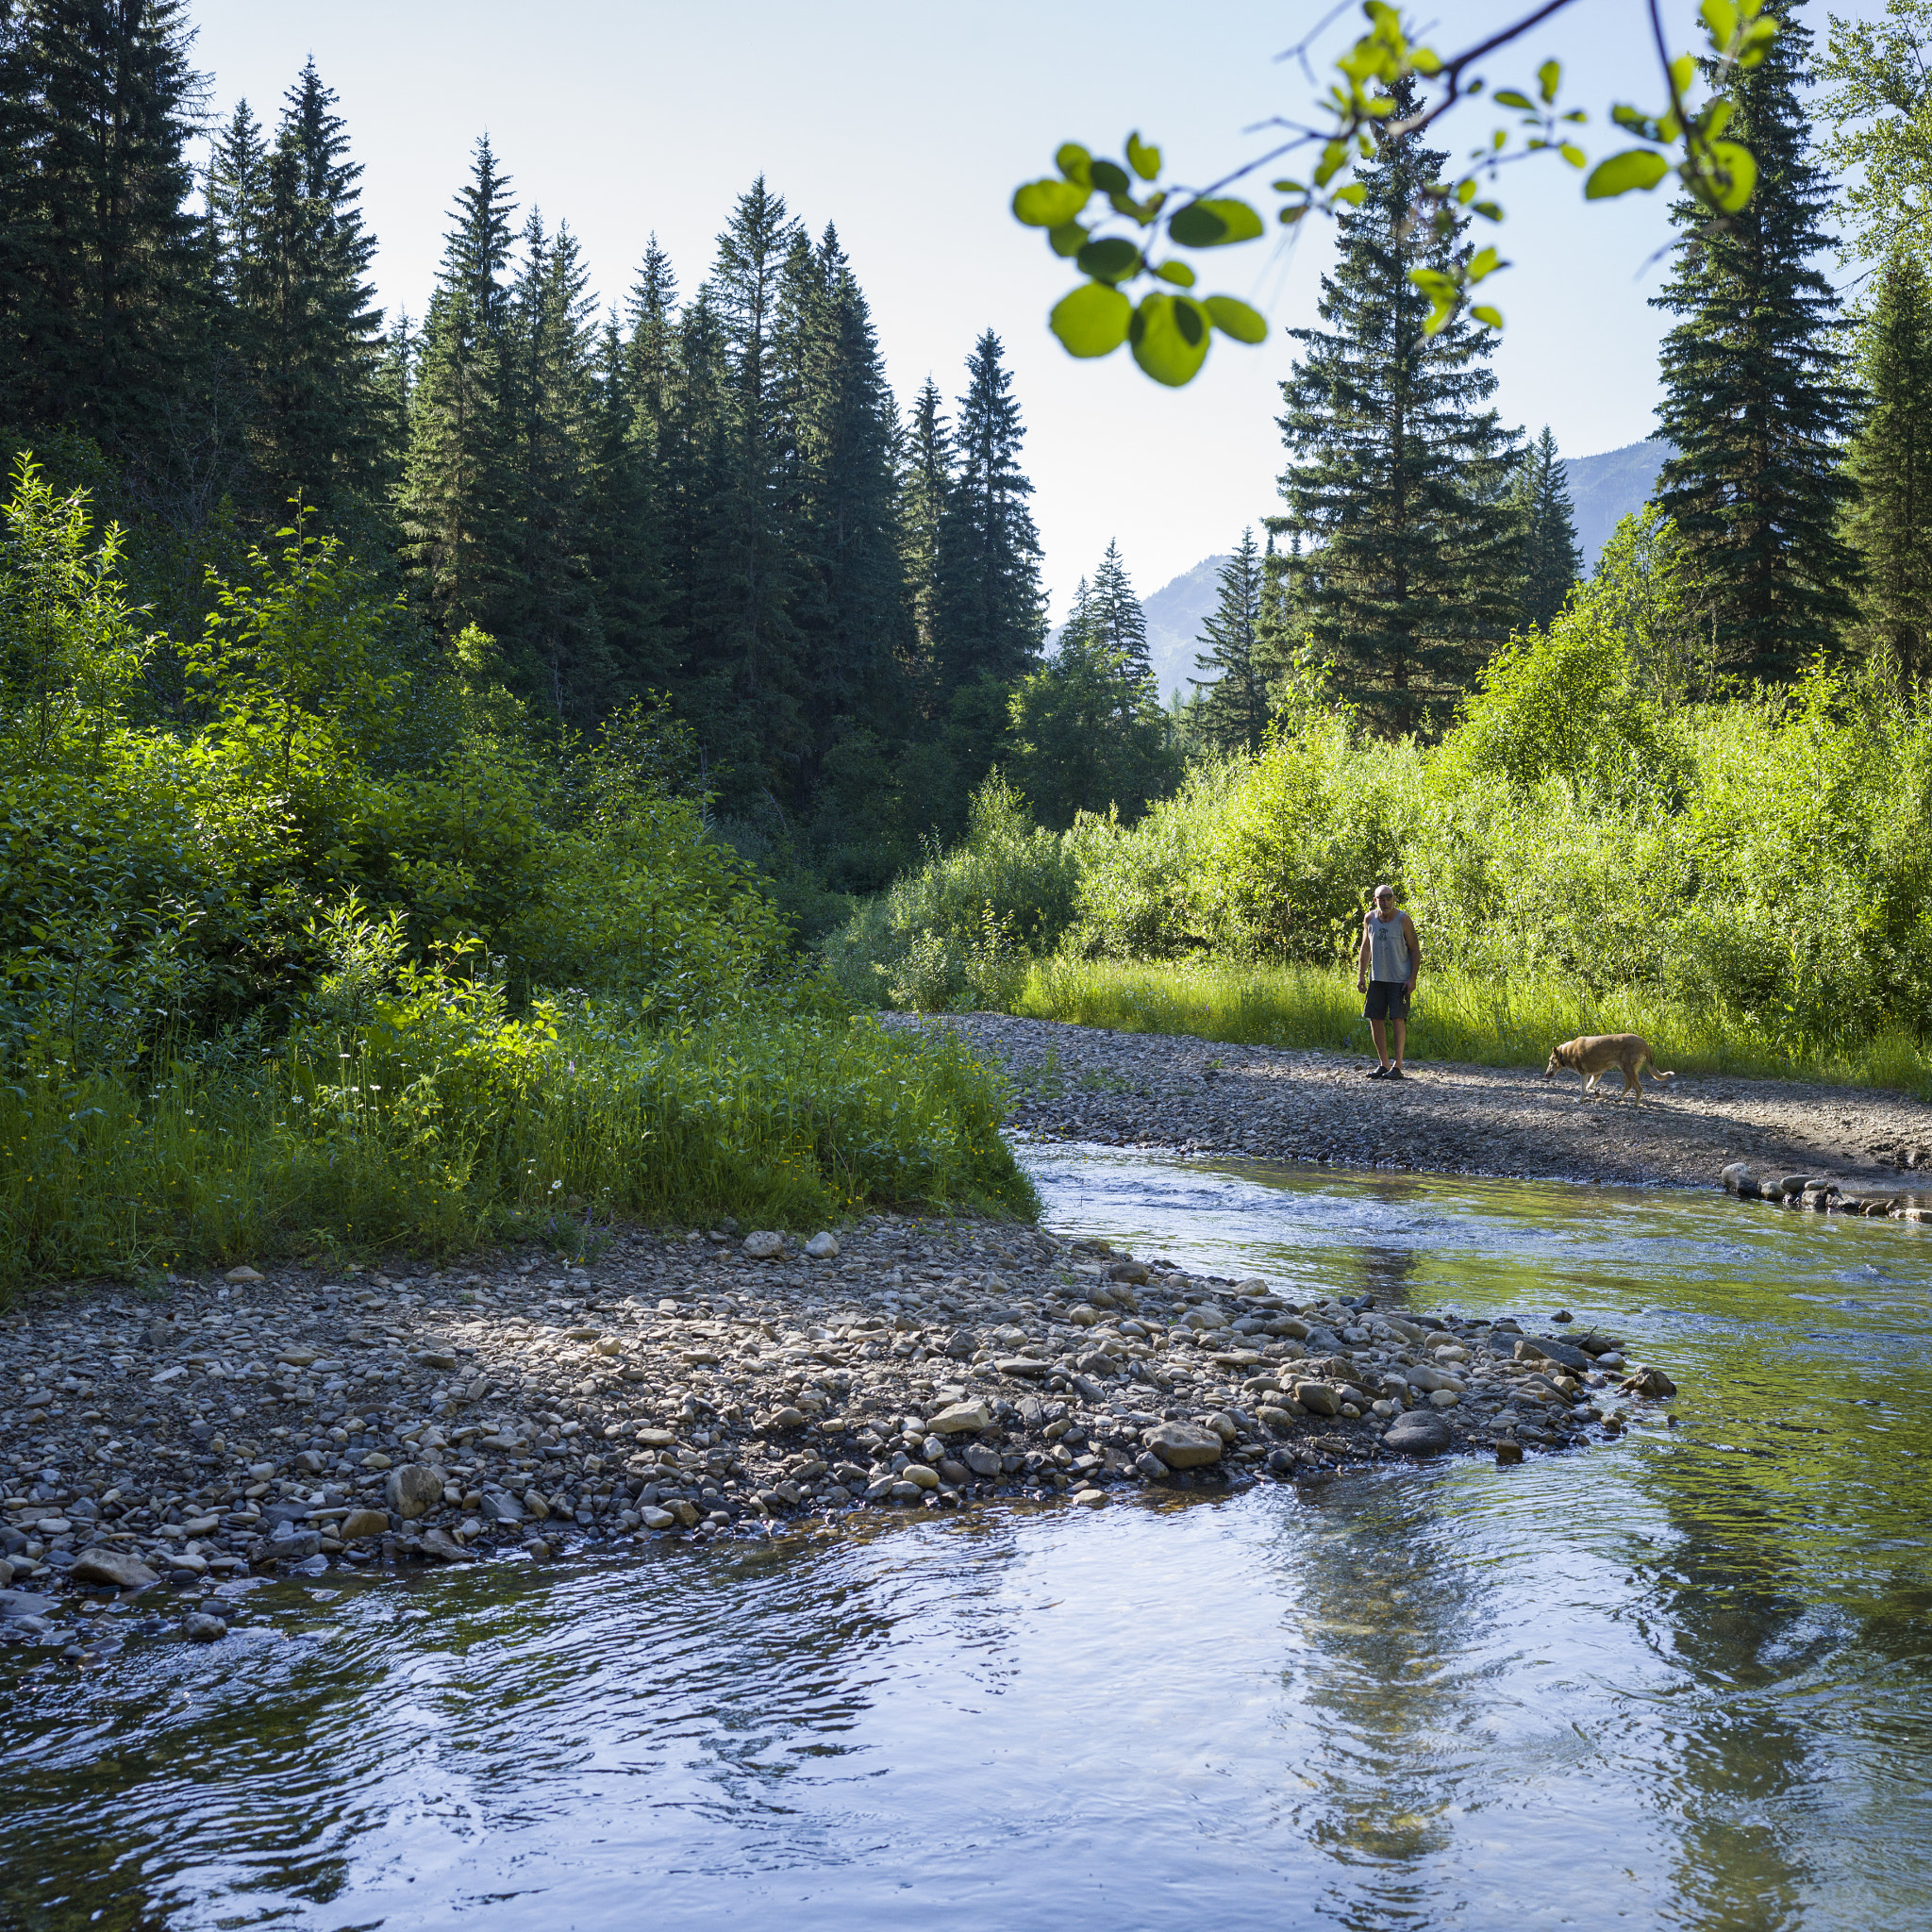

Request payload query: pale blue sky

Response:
[187,0,1868,614]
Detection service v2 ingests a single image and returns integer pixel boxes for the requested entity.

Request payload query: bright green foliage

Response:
[1516,427,1583,630]
[1820,0,1932,267]
[1654,3,1865,683]
[1841,245,1932,688]
[1278,76,1524,735]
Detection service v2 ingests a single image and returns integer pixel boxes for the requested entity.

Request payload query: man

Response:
[1357,884,1420,1079]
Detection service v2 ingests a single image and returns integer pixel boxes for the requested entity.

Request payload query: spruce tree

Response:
[1,0,206,467]
[1519,426,1582,629]
[899,375,951,697]
[934,329,1044,694]
[1842,244,1932,686]
[1191,528,1270,754]
[1087,538,1151,687]
[401,137,518,646]
[1652,3,1862,682]
[1277,75,1522,734]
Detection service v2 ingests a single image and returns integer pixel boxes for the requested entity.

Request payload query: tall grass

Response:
[0,1011,1036,1294]
[1020,956,1932,1095]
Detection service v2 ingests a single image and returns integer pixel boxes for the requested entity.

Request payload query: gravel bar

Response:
[891,1011,1932,1194]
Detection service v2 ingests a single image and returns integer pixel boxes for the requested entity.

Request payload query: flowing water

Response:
[5,1147,1930,1932]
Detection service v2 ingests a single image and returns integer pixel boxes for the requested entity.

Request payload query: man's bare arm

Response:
[1403,913,1422,989]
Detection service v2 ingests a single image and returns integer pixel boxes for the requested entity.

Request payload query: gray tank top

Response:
[1368,911,1411,981]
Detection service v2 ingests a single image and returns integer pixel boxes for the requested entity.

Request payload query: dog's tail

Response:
[1641,1053,1675,1086]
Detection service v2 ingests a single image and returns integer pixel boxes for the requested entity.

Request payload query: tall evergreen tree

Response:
[899,375,951,696]
[1518,426,1582,629]
[1086,538,1151,687]
[1842,244,1932,686]
[1277,75,1522,734]
[401,136,518,646]
[1191,528,1270,754]
[0,0,207,470]
[934,329,1043,693]
[1653,3,1862,682]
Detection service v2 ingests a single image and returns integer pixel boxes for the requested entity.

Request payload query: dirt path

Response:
[892,1012,1932,1193]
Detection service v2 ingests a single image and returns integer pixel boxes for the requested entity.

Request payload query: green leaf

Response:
[1538,59,1561,104]
[1493,89,1535,110]
[1126,131,1161,181]
[1700,0,1738,43]
[1048,221,1088,258]
[1333,181,1367,207]
[1471,304,1504,328]
[1204,294,1267,343]
[1271,178,1306,193]
[1091,158,1131,193]
[1014,178,1091,227]
[1056,143,1092,186]
[1559,142,1587,168]
[1051,282,1132,358]
[1168,197,1265,247]
[1468,246,1503,282]
[1127,293,1211,385]
[1584,148,1670,199]
[1075,237,1141,283]
[1154,258,1196,287]
[1708,140,1757,212]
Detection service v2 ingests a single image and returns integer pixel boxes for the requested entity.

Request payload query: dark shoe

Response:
[1386,1065,1405,1080]
[1365,1064,1388,1079]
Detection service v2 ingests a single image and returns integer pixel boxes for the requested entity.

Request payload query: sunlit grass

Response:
[0,1012,1037,1295]
[1018,956,1932,1097]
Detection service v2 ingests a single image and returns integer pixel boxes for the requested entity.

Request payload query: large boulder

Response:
[1383,1412,1454,1457]
[70,1548,159,1590]
[1294,1380,1342,1417]
[927,1399,992,1436]
[1141,1422,1224,1470]
[385,1463,443,1520]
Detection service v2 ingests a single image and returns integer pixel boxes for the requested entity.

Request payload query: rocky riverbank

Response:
[891,1012,1932,1192]
[0,1212,1666,1651]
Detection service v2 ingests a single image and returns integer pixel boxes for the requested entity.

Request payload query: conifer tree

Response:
[899,375,951,694]
[1086,538,1151,687]
[401,137,518,646]
[1191,528,1270,754]
[1653,3,1862,682]
[0,0,206,467]
[1842,244,1932,686]
[1518,425,1582,629]
[1277,75,1522,734]
[934,329,1044,693]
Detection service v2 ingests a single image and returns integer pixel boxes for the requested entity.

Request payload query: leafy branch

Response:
[1012,0,1782,381]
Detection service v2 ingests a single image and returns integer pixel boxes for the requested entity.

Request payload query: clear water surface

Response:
[5,1147,1929,1932]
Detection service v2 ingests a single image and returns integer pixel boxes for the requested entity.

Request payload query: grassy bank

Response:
[1,1008,1035,1296]
[1019,957,1932,1096]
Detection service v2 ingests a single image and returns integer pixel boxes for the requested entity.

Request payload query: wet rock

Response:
[741,1231,784,1259]
[1620,1365,1677,1399]
[0,1590,58,1620]
[1141,1422,1224,1469]
[1072,1488,1109,1508]
[340,1508,391,1541]
[384,1464,443,1520]
[184,1612,227,1642]
[1384,1412,1453,1456]
[641,1507,676,1530]
[1494,1441,1525,1465]
[1516,1336,1591,1373]
[69,1549,158,1590]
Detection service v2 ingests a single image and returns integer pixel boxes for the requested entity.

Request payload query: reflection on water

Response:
[4,1149,1929,1932]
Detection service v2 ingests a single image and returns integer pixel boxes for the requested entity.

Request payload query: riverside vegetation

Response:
[826,512,1932,1099]
[0,457,1031,1294]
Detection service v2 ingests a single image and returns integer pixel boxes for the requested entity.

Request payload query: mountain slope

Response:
[1566,439,1672,568]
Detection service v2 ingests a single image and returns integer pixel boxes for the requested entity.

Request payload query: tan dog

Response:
[1543,1033,1675,1102]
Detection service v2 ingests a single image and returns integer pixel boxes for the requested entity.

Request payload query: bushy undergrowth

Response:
[831,515,1932,1089]
[0,458,1035,1290]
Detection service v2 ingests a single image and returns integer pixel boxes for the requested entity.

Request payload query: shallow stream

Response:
[5,1150,1929,1931]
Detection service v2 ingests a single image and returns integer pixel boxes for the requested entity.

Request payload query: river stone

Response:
[1405,1363,1460,1393]
[805,1231,841,1258]
[962,1442,1002,1476]
[480,1490,525,1524]
[1257,1404,1299,1429]
[184,1611,227,1642]
[765,1406,807,1431]
[1180,1305,1228,1331]
[995,1357,1049,1377]
[742,1230,784,1259]
[385,1463,443,1520]
[225,1265,263,1283]
[927,1399,991,1435]
[1142,1422,1224,1469]
[70,1548,158,1590]
[1384,1412,1454,1457]
[1205,1412,1239,1442]
[1427,1389,1460,1408]
[0,1589,58,1620]
[341,1507,391,1541]
[1294,1381,1341,1417]
[634,1428,675,1448]
[1621,1365,1677,1399]
[641,1507,675,1530]
[1073,1488,1109,1508]
[1516,1336,1591,1373]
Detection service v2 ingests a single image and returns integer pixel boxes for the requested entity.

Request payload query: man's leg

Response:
[1391,1015,1406,1069]
[1368,1014,1389,1067]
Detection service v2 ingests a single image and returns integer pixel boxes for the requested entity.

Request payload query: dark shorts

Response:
[1364,980,1411,1022]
